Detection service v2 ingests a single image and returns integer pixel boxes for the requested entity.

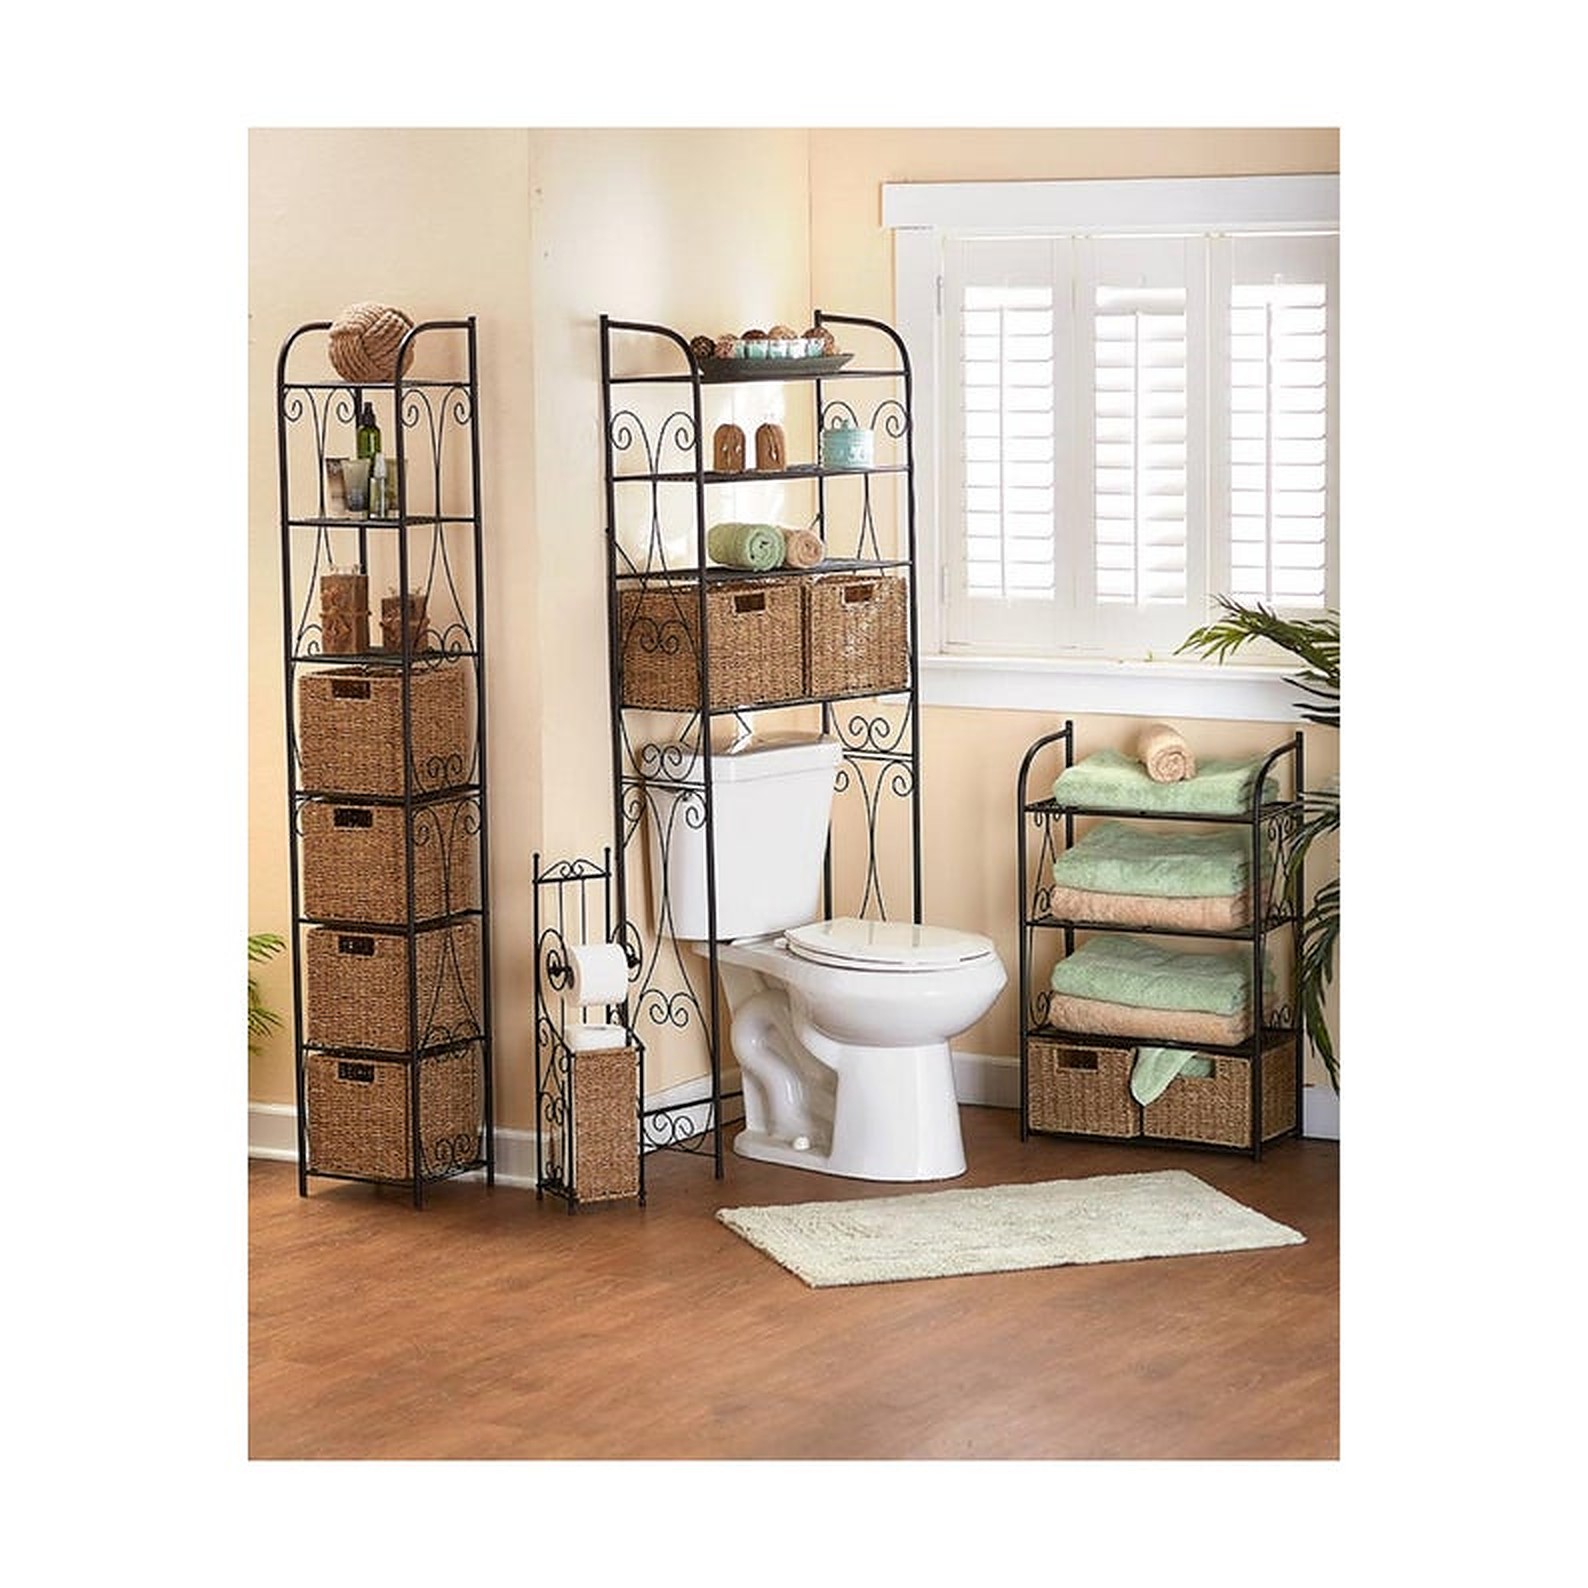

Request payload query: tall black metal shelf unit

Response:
[275,317,494,1207]
[599,312,922,1177]
[1017,720,1304,1161]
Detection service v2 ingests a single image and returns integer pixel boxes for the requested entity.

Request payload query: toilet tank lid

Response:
[638,734,841,785]
[785,917,997,969]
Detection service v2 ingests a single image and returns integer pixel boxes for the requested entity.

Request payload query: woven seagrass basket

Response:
[619,580,804,710]
[571,1044,640,1202]
[1027,1038,1141,1137]
[305,1047,482,1181]
[304,920,481,1052]
[804,573,908,697]
[1141,1036,1298,1147]
[300,798,479,924]
[297,664,469,796]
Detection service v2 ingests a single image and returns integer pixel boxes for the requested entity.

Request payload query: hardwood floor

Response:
[249,1106,1338,1460]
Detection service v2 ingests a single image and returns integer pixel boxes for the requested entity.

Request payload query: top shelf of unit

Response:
[612,462,908,485]
[608,366,903,388]
[1025,796,1302,824]
[279,377,473,394]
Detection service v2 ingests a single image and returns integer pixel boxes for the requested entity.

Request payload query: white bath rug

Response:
[716,1168,1305,1288]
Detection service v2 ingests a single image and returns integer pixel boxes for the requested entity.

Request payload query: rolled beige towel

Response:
[782,528,825,569]
[1137,722,1196,783]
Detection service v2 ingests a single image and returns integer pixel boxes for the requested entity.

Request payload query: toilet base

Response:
[733,1125,967,1182]
[732,1037,969,1183]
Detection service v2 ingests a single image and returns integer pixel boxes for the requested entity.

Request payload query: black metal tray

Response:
[696,352,853,381]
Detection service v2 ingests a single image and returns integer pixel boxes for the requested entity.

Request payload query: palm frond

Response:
[1298,879,1339,1091]
[1178,597,1340,725]
[248,932,286,1055]
[1179,597,1342,1090]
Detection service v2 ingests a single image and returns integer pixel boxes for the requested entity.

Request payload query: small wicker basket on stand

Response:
[297,665,469,795]
[1142,1037,1298,1147]
[619,580,804,710]
[804,573,908,696]
[1027,1039,1142,1137]
[304,1046,482,1181]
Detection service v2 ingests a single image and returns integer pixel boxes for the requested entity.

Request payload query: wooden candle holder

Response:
[380,592,429,654]
[755,422,786,472]
[319,571,370,655]
[713,423,745,474]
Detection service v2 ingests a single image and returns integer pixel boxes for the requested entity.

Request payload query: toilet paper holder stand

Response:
[532,848,646,1210]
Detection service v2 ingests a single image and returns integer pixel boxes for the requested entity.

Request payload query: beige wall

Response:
[249,126,1341,1127]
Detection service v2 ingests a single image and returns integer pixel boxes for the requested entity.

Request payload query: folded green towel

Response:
[1053,749,1277,815]
[1053,820,1256,899]
[707,521,786,571]
[1130,1046,1214,1105]
[1049,937,1255,1017]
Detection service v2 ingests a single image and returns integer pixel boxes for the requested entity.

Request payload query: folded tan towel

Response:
[782,528,825,569]
[1045,883,1256,932]
[1047,992,1251,1048]
[1137,722,1196,783]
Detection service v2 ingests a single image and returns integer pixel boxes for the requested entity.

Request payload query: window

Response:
[888,177,1339,675]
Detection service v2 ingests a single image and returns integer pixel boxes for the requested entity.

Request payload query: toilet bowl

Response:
[642,735,1007,1182]
[705,919,1005,1181]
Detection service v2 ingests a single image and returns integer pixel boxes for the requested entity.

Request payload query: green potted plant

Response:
[1178,598,1339,1090]
[249,932,286,1054]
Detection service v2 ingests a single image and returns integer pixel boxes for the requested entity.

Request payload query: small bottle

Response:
[369,453,388,518]
[357,403,381,461]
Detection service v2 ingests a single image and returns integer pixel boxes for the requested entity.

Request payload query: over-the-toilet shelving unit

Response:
[275,316,494,1207]
[599,311,922,1177]
[1017,720,1303,1161]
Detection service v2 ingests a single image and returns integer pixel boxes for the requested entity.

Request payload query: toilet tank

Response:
[638,733,843,940]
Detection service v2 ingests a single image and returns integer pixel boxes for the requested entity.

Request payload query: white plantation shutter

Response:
[962,282,1056,600]
[927,190,1338,661]
[943,238,1073,651]
[1216,234,1337,611]
[1093,285,1188,605]
[1080,236,1207,651]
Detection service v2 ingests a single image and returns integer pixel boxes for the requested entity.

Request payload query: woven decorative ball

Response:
[328,302,415,383]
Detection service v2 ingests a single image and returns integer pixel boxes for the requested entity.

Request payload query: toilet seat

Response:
[782,917,997,974]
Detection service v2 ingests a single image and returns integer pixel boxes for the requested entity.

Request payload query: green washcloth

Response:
[1053,749,1278,815]
[1050,937,1255,1017]
[1130,1046,1214,1105]
[1053,820,1255,899]
[707,521,786,571]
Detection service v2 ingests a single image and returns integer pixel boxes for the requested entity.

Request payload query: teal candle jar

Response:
[820,421,874,470]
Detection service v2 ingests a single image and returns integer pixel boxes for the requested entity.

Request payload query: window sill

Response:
[919,652,1307,723]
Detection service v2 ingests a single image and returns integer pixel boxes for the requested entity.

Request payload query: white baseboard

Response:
[1302,1083,1340,1141]
[247,1100,541,1188]
[951,1049,1022,1109]
[249,1051,1339,1171]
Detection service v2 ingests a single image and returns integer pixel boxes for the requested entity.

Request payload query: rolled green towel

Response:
[708,521,786,571]
[1130,1046,1214,1105]
[1053,749,1278,815]
[1049,936,1255,1017]
[1053,820,1255,899]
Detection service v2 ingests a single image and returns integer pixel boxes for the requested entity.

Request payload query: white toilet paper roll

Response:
[566,941,629,1007]
[564,1022,629,1053]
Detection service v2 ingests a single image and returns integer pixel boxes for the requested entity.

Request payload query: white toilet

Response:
[640,734,1006,1181]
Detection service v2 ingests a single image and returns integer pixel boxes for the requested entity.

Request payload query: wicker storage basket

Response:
[304,1047,482,1180]
[1027,1038,1141,1137]
[305,920,481,1052]
[300,798,479,924]
[297,664,469,795]
[1141,1036,1298,1148]
[571,1044,640,1202]
[619,580,804,710]
[804,573,908,697]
